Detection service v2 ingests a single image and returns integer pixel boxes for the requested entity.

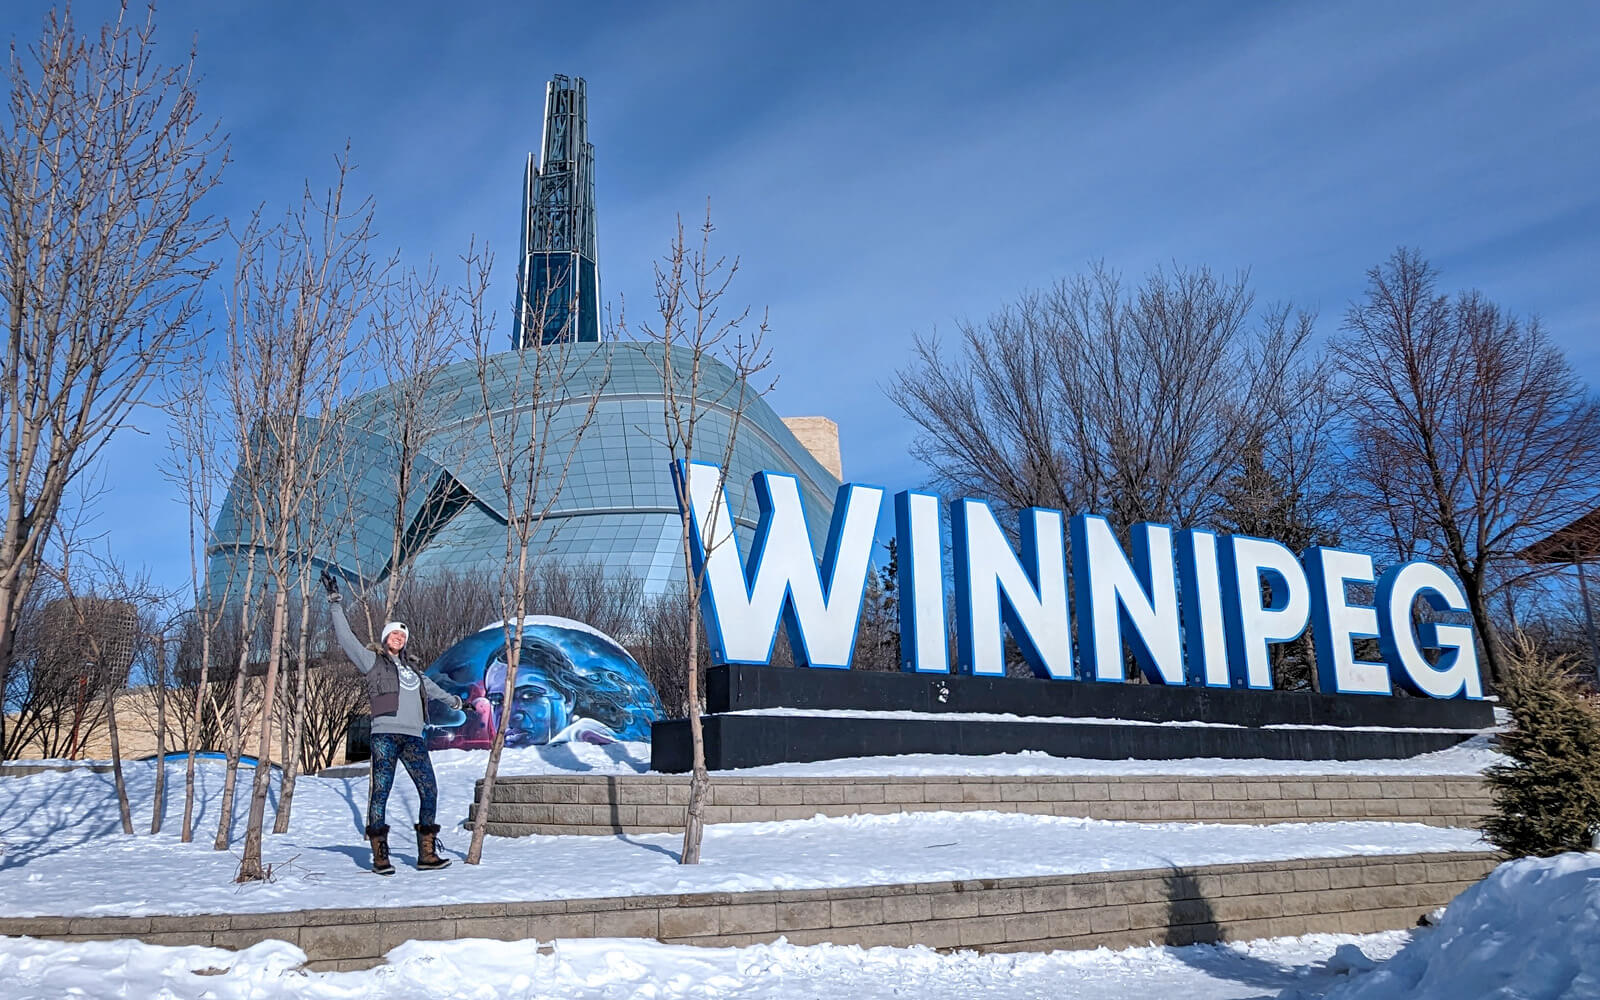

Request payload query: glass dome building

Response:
[206,342,842,601]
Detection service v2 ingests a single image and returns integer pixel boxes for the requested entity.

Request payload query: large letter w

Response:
[676,461,883,668]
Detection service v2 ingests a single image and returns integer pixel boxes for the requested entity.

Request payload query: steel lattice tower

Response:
[513,75,599,348]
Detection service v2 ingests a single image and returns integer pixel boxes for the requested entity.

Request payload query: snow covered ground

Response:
[3,735,1578,1000]
[0,756,1485,917]
[0,930,1417,1000]
[6,852,1596,999]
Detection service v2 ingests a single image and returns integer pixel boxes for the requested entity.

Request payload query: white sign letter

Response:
[678,461,883,668]
[1071,516,1184,684]
[1303,547,1390,696]
[1220,535,1310,690]
[895,490,949,673]
[952,500,1074,679]
[1177,529,1230,687]
[1376,562,1483,700]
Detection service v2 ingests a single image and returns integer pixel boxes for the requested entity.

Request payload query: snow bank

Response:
[1327,852,1600,999]
[0,930,1416,1000]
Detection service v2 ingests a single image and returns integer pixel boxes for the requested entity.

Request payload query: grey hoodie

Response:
[329,595,460,738]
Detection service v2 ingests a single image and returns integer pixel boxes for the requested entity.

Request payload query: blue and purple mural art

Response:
[421,617,662,750]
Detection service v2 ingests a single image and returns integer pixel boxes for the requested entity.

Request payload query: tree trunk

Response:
[466,630,523,865]
[1461,573,1508,691]
[213,589,256,850]
[181,615,213,843]
[273,591,312,834]
[0,590,15,755]
[104,685,134,835]
[680,609,708,864]
[150,634,167,835]
[238,583,290,881]
[212,654,249,850]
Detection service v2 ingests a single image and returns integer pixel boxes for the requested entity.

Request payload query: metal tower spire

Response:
[513,75,599,348]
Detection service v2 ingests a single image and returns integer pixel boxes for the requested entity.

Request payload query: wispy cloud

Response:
[1,0,1593,590]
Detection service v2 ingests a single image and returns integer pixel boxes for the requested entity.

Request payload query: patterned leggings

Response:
[367,733,438,830]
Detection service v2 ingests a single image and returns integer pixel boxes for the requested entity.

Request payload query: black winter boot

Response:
[366,824,395,875]
[415,823,451,870]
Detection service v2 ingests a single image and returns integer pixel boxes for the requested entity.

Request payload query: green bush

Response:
[1482,641,1600,858]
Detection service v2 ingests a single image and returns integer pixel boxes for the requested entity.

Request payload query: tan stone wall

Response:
[479,773,1494,836]
[0,851,1500,971]
[781,416,843,480]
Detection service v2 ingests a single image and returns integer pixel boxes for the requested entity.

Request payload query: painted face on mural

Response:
[478,643,576,745]
[507,673,574,746]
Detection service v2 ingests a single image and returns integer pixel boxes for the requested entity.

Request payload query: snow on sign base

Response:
[716,734,1502,777]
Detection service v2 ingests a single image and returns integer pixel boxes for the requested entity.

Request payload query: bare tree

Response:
[221,162,381,881]
[1335,249,1600,689]
[631,585,700,719]
[1,572,100,759]
[888,264,1321,531]
[527,562,643,640]
[50,539,156,836]
[271,398,370,830]
[350,262,470,625]
[462,245,610,866]
[0,6,224,758]
[635,209,773,866]
[211,568,261,851]
[388,570,501,670]
[1213,326,1344,689]
[163,342,233,841]
[1515,584,1600,690]
[272,509,328,832]
[290,652,367,773]
[288,261,471,787]
[166,612,247,755]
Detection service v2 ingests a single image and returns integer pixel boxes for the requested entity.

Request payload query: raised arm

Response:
[328,595,377,674]
[320,568,376,674]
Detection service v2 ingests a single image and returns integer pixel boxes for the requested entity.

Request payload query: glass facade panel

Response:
[207,343,842,603]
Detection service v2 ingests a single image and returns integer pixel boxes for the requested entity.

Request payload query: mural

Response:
[423,616,662,749]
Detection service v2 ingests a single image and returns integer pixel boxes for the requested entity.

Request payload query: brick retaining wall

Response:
[0,851,1499,971]
[478,774,1492,837]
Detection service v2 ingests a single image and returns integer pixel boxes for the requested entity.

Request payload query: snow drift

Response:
[1328,852,1600,999]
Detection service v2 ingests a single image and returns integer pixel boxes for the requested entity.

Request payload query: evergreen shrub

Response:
[1482,639,1600,858]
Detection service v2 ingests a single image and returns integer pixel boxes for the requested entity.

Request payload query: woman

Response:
[322,568,461,875]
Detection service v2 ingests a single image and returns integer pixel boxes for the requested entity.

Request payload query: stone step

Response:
[476,773,1492,836]
[0,850,1501,972]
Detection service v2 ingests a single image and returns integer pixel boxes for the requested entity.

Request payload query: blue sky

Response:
[5,0,1597,596]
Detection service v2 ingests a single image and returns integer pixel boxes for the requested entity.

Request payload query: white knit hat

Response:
[380,621,409,645]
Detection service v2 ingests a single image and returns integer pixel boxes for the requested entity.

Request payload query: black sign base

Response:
[648,664,1492,773]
